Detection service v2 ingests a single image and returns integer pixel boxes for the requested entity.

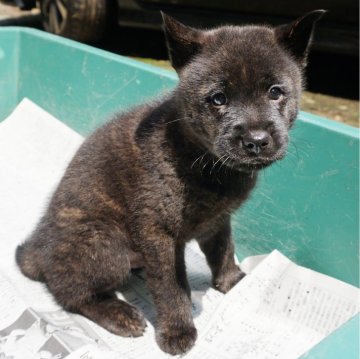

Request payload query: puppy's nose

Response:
[242,130,270,154]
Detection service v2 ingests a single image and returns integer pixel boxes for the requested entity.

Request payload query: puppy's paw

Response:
[214,266,246,293]
[104,308,147,337]
[156,324,197,355]
[117,304,147,337]
[81,298,147,338]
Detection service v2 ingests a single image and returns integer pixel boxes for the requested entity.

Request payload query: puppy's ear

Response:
[275,10,326,67]
[161,12,204,71]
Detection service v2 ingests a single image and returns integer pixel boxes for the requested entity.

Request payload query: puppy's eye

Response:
[211,92,227,106]
[269,86,284,100]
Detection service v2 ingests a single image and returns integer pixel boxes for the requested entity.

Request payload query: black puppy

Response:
[16,11,324,355]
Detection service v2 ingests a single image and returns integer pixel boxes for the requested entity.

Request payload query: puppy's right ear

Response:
[275,10,326,67]
[161,12,204,72]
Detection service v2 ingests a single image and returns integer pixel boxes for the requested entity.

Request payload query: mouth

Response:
[229,159,274,171]
[222,151,286,172]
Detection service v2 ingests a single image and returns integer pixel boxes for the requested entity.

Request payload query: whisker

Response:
[191,152,207,169]
[219,155,231,173]
[210,154,227,175]
[201,158,212,176]
[162,118,185,125]
[230,160,235,175]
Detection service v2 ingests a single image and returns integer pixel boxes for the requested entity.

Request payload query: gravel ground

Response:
[1,1,358,128]
[301,92,358,127]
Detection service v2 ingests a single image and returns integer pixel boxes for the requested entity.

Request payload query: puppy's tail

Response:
[15,241,44,282]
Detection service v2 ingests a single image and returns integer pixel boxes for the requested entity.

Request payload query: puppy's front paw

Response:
[214,266,246,293]
[156,324,197,355]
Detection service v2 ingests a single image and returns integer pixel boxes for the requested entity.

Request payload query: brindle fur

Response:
[16,10,324,355]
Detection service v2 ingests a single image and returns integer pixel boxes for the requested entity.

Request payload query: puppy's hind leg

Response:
[44,222,146,337]
[16,240,45,282]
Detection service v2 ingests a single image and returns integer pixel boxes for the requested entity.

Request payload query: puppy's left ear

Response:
[275,10,326,67]
[161,12,204,72]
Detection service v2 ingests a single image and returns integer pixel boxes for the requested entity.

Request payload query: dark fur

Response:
[16,11,324,355]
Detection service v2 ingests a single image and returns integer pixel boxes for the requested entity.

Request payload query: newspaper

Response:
[0,99,358,359]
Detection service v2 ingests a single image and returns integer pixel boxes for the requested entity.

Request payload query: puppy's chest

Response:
[180,180,248,238]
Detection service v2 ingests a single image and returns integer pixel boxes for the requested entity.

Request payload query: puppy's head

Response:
[163,11,325,171]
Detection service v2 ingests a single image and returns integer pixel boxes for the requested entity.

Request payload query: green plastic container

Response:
[0,27,358,358]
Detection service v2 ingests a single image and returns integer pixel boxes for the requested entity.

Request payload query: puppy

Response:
[16,10,324,355]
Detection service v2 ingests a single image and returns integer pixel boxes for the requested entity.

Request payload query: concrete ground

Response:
[0,1,358,127]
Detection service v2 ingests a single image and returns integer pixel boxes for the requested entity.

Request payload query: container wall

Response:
[0,29,20,121]
[301,314,359,358]
[16,29,177,135]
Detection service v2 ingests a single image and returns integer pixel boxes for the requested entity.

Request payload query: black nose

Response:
[242,130,270,154]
